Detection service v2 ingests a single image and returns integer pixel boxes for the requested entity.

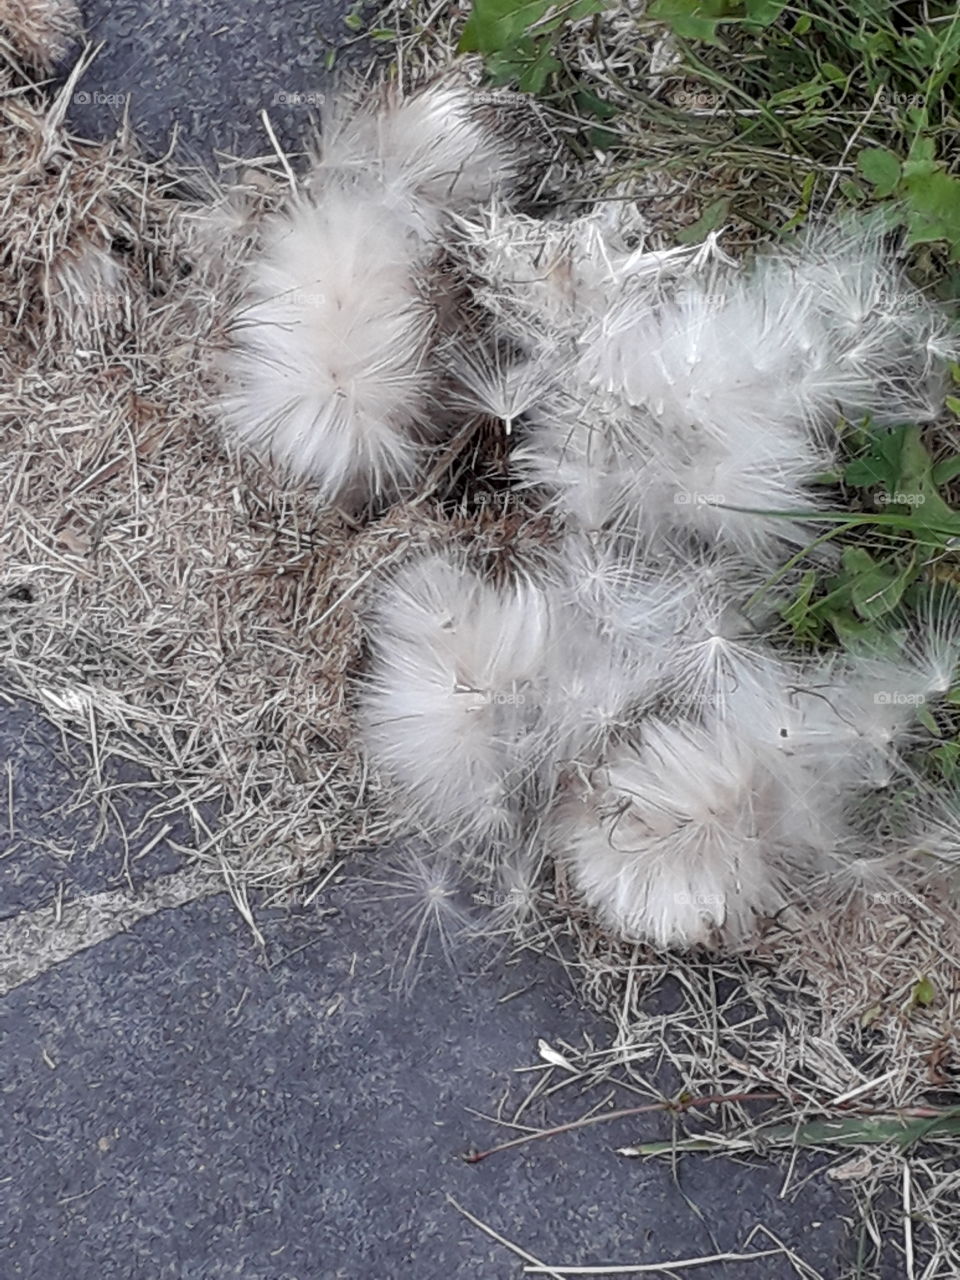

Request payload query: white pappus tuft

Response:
[551,715,833,949]
[762,219,959,427]
[343,191,958,951]
[526,220,955,560]
[357,551,551,856]
[360,845,477,993]
[458,203,724,347]
[357,544,673,862]
[314,83,541,233]
[221,190,437,506]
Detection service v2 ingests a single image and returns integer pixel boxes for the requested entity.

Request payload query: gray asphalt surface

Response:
[64,0,368,165]
[0,2,907,1277]
[1,691,858,1280]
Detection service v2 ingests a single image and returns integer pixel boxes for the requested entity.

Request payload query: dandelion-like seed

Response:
[360,846,476,994]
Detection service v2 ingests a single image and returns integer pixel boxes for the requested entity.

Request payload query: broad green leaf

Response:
[906,132,936,167]
[917,702,941,735]
[744,0,787,25]
[857,146,902,198]
[517,46,561,93]
[820,62,847,83]
[932,453,960,485]
[647,0,732,44]
[676,197,731,244]
[844,453,894,490]
[932,740,960,781]
[850,553,916,621]
[460,0,553,53]
[828,608,879,650]
[903,168,960,258]
[895,427,957,525]
[575,88,618,120]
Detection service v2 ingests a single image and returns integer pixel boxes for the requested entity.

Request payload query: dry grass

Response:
[0,37,469,900]
[0,0,80,71]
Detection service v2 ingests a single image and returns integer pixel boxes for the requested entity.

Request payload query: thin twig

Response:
[462,1090,786,1163]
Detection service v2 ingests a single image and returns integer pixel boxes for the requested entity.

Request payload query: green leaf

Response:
[575,88,618,121]
[932,453,960,486]
[932,740,960,782]
[780,569,821,642]
[912,975,936,1007]
[460,0,607,87]
[744,0,786,25]
[857,146,902,199]
[895,427,958,525]
[647,0,732,44]
[903,168,960,259]
[517,45,561,93]
[460,0,553,54]
[844,454,894,491]
[906,132,936,168]
[820,62,847,84]
[767,75,831,106]
[917,702,941,735]
[841,545,877,578]
[827,608,879,650]
[849,553,916,622]
[676,197,731,244]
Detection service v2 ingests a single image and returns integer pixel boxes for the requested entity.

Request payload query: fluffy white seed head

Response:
[512,394,657,536]
[221,190,436,506]
[459,202,729,349]
[314,84,539,238]
[515,399,830,559]
[653,562,790,719]
[581,270,821,436]
[862,586,960,702]
[650,412,831,561]
[536,221,954,558]
[552,716,827,948]
[582,223,956,440]
[358,552,551,854]
[828,658,934,790]
[725,654,924,794]
[445,341,556,432]
[530,624,659,773]
[763,220,958,426]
